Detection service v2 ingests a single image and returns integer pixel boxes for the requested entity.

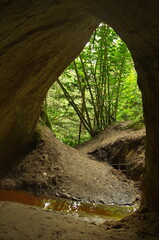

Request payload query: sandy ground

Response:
[1,201,159,240]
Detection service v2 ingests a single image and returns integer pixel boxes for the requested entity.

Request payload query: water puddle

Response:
[0,190,137,223]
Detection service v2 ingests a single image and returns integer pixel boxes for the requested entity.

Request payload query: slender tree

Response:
[46,23,142,146]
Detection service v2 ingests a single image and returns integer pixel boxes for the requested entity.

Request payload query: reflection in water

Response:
[0,190,137,222]
[41,198,135,220]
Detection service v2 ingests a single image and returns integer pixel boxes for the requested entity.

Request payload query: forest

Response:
[45,23,142,146]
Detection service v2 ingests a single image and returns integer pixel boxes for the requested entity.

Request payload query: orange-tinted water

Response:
[0,189,135,220]
[0,189,42,206]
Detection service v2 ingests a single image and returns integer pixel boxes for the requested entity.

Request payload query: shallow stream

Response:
[0,189,137,224]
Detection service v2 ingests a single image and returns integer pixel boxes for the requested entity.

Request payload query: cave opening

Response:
[1,1,159,239]
[37,23,145,215]
[45,22,143,148]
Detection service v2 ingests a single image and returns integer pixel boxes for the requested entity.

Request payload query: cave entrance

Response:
[37,23,144,213]
[45,23,143,147]
[44,22,144,191]
[0,0,159,215]
[1,1,159,239]
[0,11,143,223]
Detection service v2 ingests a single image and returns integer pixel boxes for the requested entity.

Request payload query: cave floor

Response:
[1,201,159,240]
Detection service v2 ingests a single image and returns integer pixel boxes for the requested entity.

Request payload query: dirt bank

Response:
[76,122,145,181]
[0,123,143,206]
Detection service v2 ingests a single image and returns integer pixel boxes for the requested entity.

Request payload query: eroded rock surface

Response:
[0,1,99,169]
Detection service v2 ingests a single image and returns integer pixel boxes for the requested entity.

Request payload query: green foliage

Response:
[47,85,91,146]
[117,69,142,121]
[40,108,52,130]
[122,116,144,131]
[46,23,143,146]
